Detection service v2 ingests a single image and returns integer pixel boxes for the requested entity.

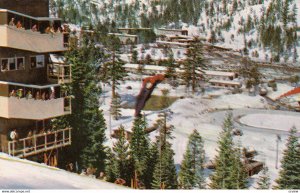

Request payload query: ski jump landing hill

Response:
[0,153,127,189]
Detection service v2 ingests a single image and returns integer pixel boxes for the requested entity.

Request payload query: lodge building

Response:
[0,0,72,165]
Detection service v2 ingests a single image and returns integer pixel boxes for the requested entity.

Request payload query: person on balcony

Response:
[10,129,18,141]
[57,27,63,33]
[9,18,15,26]
[41,92,46,100]
[17,89,23,99]
[26,130,33,147]
[26,91,33,99]
[9,90,16,97]
[50,88,55,100]
[16,21,23,29]
[35,91,41,100]
[45,26,51,34]
[31,25,38,32]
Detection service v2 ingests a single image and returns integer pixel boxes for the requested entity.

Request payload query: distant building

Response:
[108,33,138,44]
[0,0,72,165]
[156,28,188,36]
[117,28,152,34]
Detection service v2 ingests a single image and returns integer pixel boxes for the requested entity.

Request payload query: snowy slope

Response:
[0,153,126,189]
[101,79,299,188]
[193,0,300,64]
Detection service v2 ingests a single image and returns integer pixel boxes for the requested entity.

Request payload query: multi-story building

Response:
[0,0,72,166]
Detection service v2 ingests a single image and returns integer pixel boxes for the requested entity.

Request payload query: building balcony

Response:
[0,25,67,53]
[8,128,72,158]
[48,54,72,84]
[0,81,71,120]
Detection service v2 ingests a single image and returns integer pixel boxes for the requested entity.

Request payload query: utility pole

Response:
[275,134,281,169]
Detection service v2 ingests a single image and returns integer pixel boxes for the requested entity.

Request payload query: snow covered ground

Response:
[240,113,300,131]
[101,78,299,188]
[0,153,126,189]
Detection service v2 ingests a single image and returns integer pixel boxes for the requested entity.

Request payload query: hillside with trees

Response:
[50,0,299,63]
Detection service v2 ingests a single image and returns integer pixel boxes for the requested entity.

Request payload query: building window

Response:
[9,58,16,70]
[31,55,45,68]
[36,55,45,68]
[30,56,37,68]
[1,59,9,71]
[16,57,25,70]
[0,57,25,72]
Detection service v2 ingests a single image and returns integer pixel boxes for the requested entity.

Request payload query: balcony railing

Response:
[8,128,72,158]
[0,25,67,53]
[0,97,71,120]
[0,81,71,120]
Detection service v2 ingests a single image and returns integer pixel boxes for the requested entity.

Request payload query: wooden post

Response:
[69,128,71,144]
[45,134,47,149]
[44,153,48,165]
[62,66,65,83]
[63,129,65,144]
[8,142,11,155]
[54,131,57,147]
[34,135,37,152]
[23,140,26,156]
[69,64,72,82]
[12,141,15,156]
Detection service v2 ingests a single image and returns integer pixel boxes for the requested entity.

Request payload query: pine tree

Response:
[151,111,177,189]
[110,93,122,120]
[81,107,107,175]
[210,113,248,189]
[131,50,138,63]
[57,33,107,172]
[143,143,159,189]
[276,126,300,189]
[182,37,205,94]
[256,165,271,189]
[229,146,248,189]
[282,0,289,28]
[111,125,134,186]
[166,52,177,86]
[152,142,178,189]
[179,129,206,189]
[179,148,194,189]
[153,111,174,151]
[130,116,151,186]
[100,35,127,98]
[105,148,117,182]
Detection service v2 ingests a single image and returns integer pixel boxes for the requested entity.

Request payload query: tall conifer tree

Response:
[130,116,151,186]
[256,165,271,189]
[210,113,248,189]
[179,130,206,189]
[276,127,300,189]
[182,37,205,94]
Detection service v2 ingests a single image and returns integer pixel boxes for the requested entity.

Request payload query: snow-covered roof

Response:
[209,79,241,85]
[50,54,65,64]
[108,33,138,38]
[156,41,189,46]
[204,70,236,77]
[124,63,166,71]
[158,28,188,32]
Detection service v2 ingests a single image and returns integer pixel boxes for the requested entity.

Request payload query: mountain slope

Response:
[51,0,299,63]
